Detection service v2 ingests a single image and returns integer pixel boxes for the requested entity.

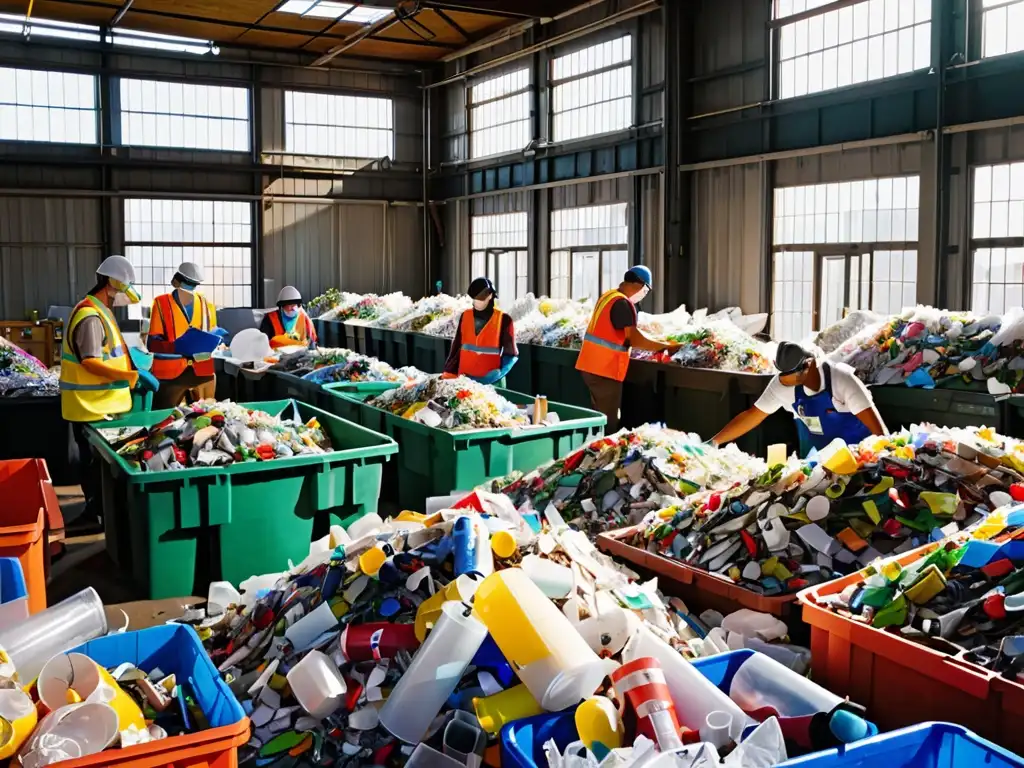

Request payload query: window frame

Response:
[470,211,530,301]
[283,88,395,160]
[0,66,99,145]
[548,34,634,144]
[467,67,532,161]
[967,161,1024,313]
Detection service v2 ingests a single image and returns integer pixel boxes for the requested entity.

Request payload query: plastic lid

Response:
[490,531,517,559]
[829,709,871,743]
[229,328,272,363]
[379,598,401,618]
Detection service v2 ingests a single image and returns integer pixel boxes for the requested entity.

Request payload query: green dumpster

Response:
[88,399,398,599]
[323,382,605,510]
[388,330,412,369]
[532,344,590,408]
[320,319,345,349]
[367,327,389,360]
[263,370,326,407]
[1004,394,1024,437]
[871,383,1005,432]
[504,342,535,395]
[411,333,448,373]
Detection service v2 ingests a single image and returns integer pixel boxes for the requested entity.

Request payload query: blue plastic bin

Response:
[0,557,28,625]
[778,722,1024,767]
[500,650,881,768]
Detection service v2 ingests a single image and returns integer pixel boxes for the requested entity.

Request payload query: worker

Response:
[443,277,518,385]
[61,255,158,525]
[575,266,679,432]
[711,341,887,456]
[260,286,318,349]
[146,261,219,410]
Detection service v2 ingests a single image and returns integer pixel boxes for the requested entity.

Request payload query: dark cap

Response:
[467,277,497,300]
[775,341,814,375]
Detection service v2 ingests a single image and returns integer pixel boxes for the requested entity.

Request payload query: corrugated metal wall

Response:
[691,0,767,116]
[0,198,103,317]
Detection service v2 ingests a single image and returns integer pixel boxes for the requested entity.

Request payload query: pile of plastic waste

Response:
[185,494,873,768]
[308,290,361,319]
[375,294,470,334]
[366,375,529,430]
[625,425,1024,597]
[486,427,768,536]
[827,305,1024,393]
[323,293,413,324]
[811,310,882,355]
[0,338,59,397]
[633,324,774,374]
[304,354,422,386]
[95,400,334,470]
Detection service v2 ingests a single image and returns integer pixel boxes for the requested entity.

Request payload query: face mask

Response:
[472,299,490,312]
[628,287,649,305]
[109,278,141,305]
[282,307,299,319]
[176,281,198,294]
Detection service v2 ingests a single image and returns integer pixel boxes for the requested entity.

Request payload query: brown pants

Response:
[581,371,624,433]
[152,367,217,411]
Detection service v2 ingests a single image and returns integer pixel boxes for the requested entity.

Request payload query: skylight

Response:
[277,1,393,24]
[0,12,101,43]
[106,28,219,55]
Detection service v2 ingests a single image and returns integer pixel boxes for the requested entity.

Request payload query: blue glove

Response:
[136,369,160,393]
[475,355,518,386]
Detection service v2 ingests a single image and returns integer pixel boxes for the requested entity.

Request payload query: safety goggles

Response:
[109,277,141,304]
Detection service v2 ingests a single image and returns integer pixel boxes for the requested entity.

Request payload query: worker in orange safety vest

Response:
[575,266,679,432]
[260,286,319,349]
[146,261,220,410]
[443,277,518,386]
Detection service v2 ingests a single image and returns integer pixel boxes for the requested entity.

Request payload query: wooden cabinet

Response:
[0,321,61,367]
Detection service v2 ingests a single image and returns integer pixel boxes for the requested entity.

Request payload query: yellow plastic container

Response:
[414,574,482,642]
[472,684,543,735]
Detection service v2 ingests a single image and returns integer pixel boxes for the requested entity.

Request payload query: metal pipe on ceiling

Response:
[426,0,659,89]
[110,0,135,28]
[942,115,1024,134]
[311,11,403,67]
[438,165,662,202]
[677,131,934,172]
[0,188,424,205]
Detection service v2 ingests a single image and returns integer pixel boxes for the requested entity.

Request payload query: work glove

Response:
[136,369,161,393]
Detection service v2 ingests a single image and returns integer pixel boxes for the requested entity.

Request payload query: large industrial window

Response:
[284,90,393,159]
[550,203,629,302]
[551,36,632,142]
[970,162,1024,313]
[774,0,930,100]
[981,0,1024,58]
[0,66,97,144]
[771,176,920,339]
[278,1,393,24]
[470,212,529,302]
[119,78,250,152]
[124,199,253,312]
[469,68,531,159]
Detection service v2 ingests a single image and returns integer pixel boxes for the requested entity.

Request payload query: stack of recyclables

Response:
[323,379,606,511]
[798,502,1024,752]
[599,425,1024,619]
[86,399,398,599]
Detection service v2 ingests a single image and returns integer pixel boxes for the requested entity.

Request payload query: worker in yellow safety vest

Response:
[146,261,219,410]
[575,266,679,432]
[61,254,159,526]
[443,277,518,386]
[260,286,319,349]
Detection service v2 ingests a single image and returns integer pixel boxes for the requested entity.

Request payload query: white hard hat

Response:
[230,327,272,363]
[277,286,302,304]
[96,255,136,284]
[175,262,205,284]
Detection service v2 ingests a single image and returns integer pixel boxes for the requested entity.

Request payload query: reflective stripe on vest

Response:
[575,289,634,382]
[60,296,133,422]
[458,308,503,378]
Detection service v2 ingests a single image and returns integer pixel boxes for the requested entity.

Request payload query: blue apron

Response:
[793,363,871,457]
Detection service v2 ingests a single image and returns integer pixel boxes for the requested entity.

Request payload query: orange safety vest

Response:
[149,292,215,379]
[267,309,317,347]
[458,308,504,378]
[575,289,635,382]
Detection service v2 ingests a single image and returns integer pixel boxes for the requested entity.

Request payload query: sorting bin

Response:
[410,333,449,373]
[389,329,413,368]
[367,326,389,360]
[0,557,29,626]
[0,459,56,614]
[532,345,590,408]
[319,319,345,349]
[872,384,1004,433]
[323,382,606,511]
[0,395,77,485]
[797,541,1024,753]
[501,649,881,768]
[504,342,534,395]
[779,722,1024,768]
[88,399,398,599]
[597,526,799,622]
[66,624,249,768]
[262,369,327,408]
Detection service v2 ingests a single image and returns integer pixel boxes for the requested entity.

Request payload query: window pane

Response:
[551,38,632,142]
[0,66,97,144]
[982,0,1024,58]
[119,78,249,151]
[772,251,815,339]
[285,90,394,159]
[125,199,252,309]
[777,0,929,100]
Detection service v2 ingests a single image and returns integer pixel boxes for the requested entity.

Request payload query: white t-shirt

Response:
[754,361,873,416]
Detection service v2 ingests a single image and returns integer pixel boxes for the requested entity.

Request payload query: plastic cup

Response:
[520,555,573,599]
[491,531,518,559]
[358,547,387,577]
[0,688,37,759]
[414,574,481,642]
[472,683,543,735]
[37,653,145,732]
[0,588,107,684]
[379,601,487,743]
[19,702,119,768]
[700,711,733,750]
[207,581,240,616]
[286,650,347,720]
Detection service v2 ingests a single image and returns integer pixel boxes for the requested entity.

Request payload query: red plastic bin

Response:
[596,526,798,618]
[0,459,58,614]
[798,541,1024,754]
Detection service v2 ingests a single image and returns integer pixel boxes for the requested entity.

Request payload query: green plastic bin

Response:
[320,319,345,349]
[389,330,412,369]
[88,399,398,599]
[411,333,449,373]
[504,342,535,396]
[263,370,326,407]
[367,327,389,360]
[871,385,1004,433]
[532,345,591,408]
[323,382,605,510]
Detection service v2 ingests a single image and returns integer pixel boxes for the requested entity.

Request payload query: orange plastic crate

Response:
[0,459,58,614]
[798,542,1024,753]
[596,526,798,618]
